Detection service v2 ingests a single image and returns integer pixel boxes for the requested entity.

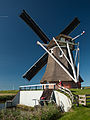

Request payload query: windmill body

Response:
[20,10,83,88]
[40,35,83,88]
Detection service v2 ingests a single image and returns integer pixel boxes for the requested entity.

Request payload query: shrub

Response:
[40,104,61,120]
[17,104,34,111]
[0,95,15,102]
[0,104,61,120]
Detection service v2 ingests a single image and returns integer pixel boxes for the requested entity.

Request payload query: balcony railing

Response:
[19,83,56,90]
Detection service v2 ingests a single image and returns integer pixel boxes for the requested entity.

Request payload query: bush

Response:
[0,95,15,102]
[40,105,61,120]
[17,104,34,111]
[0,104,61,120]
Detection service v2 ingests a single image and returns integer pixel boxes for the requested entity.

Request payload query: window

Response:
[60,50,63,57]
[60,37,65,42]
[51,48,53,54]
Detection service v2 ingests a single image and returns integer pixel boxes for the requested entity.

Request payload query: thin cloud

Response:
[0,16,8,18]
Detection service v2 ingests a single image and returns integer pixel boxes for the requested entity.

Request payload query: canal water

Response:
[0,103,5,110]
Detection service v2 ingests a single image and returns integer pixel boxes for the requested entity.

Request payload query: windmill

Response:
[20,10,84,88]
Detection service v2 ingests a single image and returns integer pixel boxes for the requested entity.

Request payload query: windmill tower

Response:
[20,10,83,88]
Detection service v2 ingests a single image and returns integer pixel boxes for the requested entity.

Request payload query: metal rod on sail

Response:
[74,42,79,65]
[72,31,85,41]
[77,48,80,81]
[67,43,77,83]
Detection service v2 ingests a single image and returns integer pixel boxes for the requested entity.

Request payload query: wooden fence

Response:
[79,94,90,106]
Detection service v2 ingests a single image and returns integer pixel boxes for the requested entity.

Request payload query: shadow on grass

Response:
[86,104,90,108]
[71,90,76,92]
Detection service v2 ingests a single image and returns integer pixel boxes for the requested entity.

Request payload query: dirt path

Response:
[0,93,16,96]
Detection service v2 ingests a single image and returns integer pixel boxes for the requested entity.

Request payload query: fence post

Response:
[78,95,86,106]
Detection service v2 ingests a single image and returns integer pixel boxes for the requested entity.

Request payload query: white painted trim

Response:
[19,83,56,88]
[72,31,85,41]
[67,43,77,83]
[54,91,72,112]
[74,42,79,65]
[77,49,80,81]
[37,41,75,82]
[73,42,80,81]
[58,86,73,102]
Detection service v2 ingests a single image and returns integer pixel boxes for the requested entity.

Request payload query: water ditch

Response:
[0,103,5,110]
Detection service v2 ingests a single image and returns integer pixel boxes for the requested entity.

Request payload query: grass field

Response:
[58,105,90,120]
[0,88,89,95]
[0,88,90,119]
[70,88,90,95]
[0,90,18,102]
[0,90,18,94]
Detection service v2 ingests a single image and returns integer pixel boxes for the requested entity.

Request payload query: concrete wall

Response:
[7,90,72,112]
[54,91,72,112]
[12,92,20,106]
[19,90,43,107]
[6,92,20,108]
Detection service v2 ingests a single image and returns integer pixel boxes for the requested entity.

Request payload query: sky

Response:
[0,0,90,90]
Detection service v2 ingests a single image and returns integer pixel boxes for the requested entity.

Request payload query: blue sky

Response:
[0,0,90,90]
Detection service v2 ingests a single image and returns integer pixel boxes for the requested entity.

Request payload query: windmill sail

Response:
[20,10,50,44]
[56,17,80,40]
[23,52,48,80]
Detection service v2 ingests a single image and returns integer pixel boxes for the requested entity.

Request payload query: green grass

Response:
[70,88,90,95]
[58,105,90,120]
[0,90,19,94]
[58,88,90,120]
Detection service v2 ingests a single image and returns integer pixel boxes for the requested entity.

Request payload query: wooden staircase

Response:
[40,89,53,101]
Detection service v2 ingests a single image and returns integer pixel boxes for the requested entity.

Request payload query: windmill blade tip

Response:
[75,17,80,22]
[83,31,85,34]
[23,9,26,12]
[37,41,40,45]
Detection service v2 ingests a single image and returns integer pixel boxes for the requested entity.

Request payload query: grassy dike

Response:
[0,90,18,103]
